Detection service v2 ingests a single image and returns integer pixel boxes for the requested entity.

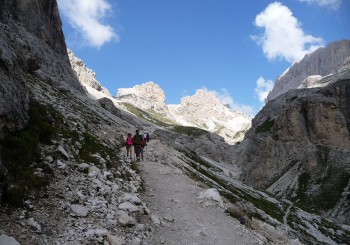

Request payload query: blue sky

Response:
[57,0,350,115]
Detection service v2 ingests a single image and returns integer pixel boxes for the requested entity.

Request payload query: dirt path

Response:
[140,160,264,245]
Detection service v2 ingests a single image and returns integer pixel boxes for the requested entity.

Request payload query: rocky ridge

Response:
[234,62,350,226]
[267,40,350,100]
[68,49,112,97]
[168,90,252,144]
[116,82,252,144]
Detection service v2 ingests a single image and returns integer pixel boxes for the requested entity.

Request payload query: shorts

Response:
[126,144,133,149]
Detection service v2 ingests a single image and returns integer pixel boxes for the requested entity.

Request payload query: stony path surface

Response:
[140,161,264,245]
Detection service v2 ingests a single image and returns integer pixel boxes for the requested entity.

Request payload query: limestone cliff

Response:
[168,90,252,144]
[116,83,252,144]
[0,0,84,137]
[68,49,111,97]
[267,40,350,100]
[234,65,350,224]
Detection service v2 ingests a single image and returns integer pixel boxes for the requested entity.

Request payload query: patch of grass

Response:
[170,125,209,138]
[130,161,140,174]
[0,100,55,207]
[287,96,298,102]
[122,102,175,127]
[179,151,285,222]
[255,118,275,133]
[292,172,311,206]
[78,133,121,169]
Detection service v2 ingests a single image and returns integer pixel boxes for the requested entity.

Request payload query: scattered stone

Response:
[57,160,66,169]
[88,166,101,177]
[131,237,141,245]
[197,188,224,208]
[116,210,136,227]
[71,204,89,217]
[58,145,69,159]
[151,215,161,225]
[106,234,125,245]
[0,234,21,245]
[77,163,90,171]
[94,228,108,237]
[121,193,142,205]
[27,218,41,232]
[163,214,175,222]
[118,202,139,213]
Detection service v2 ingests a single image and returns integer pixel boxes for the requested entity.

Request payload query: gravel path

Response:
[140,161,264,245]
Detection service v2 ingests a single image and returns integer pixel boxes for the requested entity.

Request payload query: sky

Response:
[57,0,350,115]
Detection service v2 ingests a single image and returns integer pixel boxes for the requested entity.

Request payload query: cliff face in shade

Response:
[267,40,350,101]
[0,0,68,59]
[234,63,350,224]
[0,0,84,138]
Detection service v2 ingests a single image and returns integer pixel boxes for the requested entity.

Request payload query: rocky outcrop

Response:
[0,0,84,138]
[0,0,68,58]
[267,40,350,100]
[116,83,252,144]
[68,49,112,97]
[168,90,252,144]
[234,65,350,224]
[117,82,168,113]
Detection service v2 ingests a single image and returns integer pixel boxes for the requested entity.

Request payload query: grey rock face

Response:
[234,72,350,223]
[267,40,350,100]
[0,0,68,58]
[68,49,112,96]
[0,0,84,137]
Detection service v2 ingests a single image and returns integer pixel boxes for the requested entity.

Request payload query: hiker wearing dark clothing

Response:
[133,129,143,161]
[140,136,147,161]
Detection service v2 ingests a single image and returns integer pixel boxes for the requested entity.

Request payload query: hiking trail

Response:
[139,160,265,245]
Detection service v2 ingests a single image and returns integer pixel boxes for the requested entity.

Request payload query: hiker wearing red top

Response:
[125,133,133,159]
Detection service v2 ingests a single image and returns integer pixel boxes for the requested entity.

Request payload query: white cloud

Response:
[255,77,274,103]
[297,0,341,10]
[202,87,254,115]
[251,2,323,62]
[58,0,118,48]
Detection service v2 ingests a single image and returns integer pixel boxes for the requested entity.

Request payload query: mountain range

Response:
[0,1,349,244]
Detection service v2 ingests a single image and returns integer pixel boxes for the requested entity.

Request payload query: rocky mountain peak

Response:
[267,39,350,100]
[181,89,228,110]
[68,49,111,97]
[117,81,166,104]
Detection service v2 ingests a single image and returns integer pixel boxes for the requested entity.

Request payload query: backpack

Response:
[133,134,142,145]
[141,137,146,147]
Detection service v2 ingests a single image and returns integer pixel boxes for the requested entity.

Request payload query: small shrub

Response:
[171,125,208,138]
[255,119,275,133]
[79,133,120,167]
[0,100,55,207]
[130,161,140,174]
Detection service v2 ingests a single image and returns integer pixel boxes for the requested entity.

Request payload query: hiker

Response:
[133,129,143,162]
[125,133,133,159]
[140,135,147,161]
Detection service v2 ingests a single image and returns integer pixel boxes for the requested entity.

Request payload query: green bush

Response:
[171,125,208,138]
[0,100,55,207]
[255,119,275,133]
